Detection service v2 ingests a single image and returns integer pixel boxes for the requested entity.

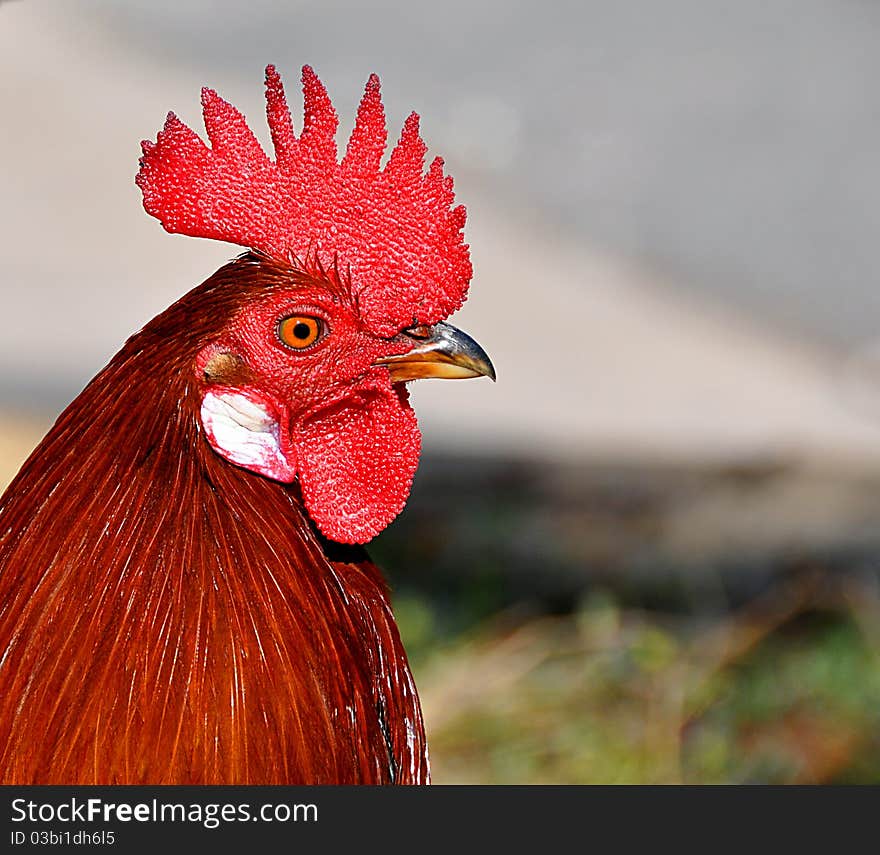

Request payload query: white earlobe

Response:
[200,389,296,482]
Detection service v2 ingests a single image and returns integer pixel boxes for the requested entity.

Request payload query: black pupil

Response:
[293,322,312,340]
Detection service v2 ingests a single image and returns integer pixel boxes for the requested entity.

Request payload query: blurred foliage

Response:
[368,452,880,783]
[392,573,880,784]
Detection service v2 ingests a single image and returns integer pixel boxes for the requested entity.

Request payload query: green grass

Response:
[396,579,880,783]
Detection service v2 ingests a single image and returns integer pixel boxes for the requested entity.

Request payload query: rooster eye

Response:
[278,315,325,350]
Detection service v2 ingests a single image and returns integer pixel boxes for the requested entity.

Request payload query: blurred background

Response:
[3,0,880,782]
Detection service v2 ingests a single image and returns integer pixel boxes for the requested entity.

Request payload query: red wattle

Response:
[294,386,420,544]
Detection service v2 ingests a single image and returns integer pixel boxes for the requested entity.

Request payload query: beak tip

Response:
[476,351,496,382]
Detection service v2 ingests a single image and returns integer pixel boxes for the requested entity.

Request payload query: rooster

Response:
[0,65,493,784]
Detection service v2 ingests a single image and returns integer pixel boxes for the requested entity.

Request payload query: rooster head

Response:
[136,65,493,544]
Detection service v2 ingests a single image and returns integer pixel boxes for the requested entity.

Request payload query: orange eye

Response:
[278,315,325,350]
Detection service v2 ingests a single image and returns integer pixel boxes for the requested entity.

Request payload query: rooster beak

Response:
[374,321,496,383]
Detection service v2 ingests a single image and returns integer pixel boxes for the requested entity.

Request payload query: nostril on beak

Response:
[403,325,433,341]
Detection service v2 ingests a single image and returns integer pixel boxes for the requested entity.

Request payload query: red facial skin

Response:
[196,265,423,544]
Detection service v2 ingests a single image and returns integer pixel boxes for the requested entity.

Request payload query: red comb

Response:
[136,65,472,335]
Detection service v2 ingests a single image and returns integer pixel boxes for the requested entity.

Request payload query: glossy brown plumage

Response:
[0,256,428,784]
